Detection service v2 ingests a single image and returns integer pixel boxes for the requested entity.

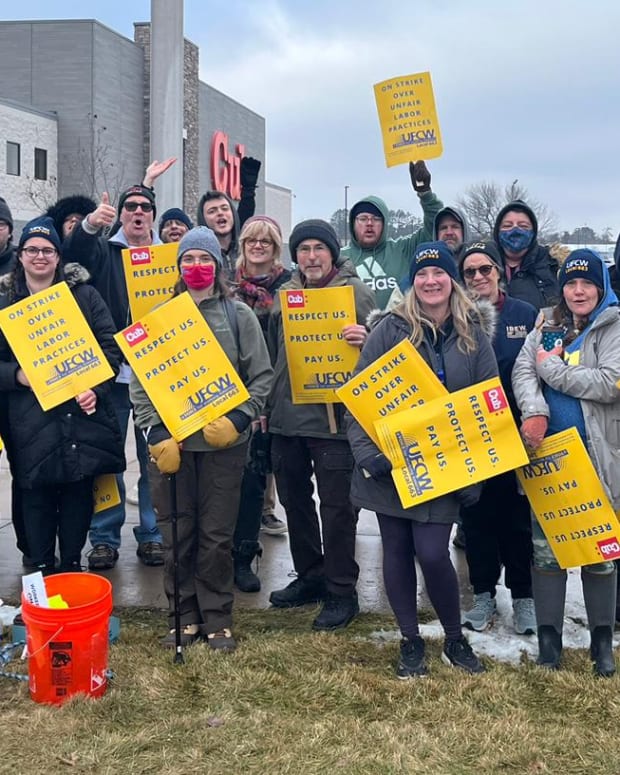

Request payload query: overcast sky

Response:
[5,1,620,234]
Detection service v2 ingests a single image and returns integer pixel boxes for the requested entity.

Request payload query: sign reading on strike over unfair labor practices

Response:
[374,378,529,509]
[280,286,359,404]
[122,242,179,322]
[516,428,620,569]
[0,281,114,411]
[373,71,443,167]
[93,474,121,514]
[114,292,250,441]
[335,339,447,445]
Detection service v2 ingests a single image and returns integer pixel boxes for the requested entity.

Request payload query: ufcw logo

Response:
[394,129,436,148]
[396,432,434,497]
[47,347,101,385]
[564,258,589,274]
[180,374,237,419]
[521,450,567,479]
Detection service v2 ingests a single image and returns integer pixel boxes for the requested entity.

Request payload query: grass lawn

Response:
[1,606,619,774]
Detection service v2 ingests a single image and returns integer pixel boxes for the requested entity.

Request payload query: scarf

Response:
[234,264,285,311]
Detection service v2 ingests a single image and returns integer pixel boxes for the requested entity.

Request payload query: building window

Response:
[34,148,48,181]
[6,142,20,176]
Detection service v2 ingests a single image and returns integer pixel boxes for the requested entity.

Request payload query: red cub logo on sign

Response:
[129,248,152,265]
[597,537,620,561]
[286,291,305,308]
[123,323,148,346]
[482,386,508,413]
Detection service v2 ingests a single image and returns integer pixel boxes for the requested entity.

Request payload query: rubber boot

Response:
[233,540,262,593]
[582,567,617,677]
[531,567,566,669]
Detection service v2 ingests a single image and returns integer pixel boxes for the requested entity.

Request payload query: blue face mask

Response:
[499,227,533,253]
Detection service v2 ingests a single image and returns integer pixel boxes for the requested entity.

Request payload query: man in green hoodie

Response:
[340,161,444,309]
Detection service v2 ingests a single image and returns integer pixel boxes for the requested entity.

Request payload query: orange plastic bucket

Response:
[21,572,113,705]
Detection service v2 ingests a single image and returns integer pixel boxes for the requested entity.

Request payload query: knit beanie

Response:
[118,185,156,217]
[0,197,14,233]
[18,216,62,253]
[158,207,193,234]
[459,240,503,279]
[241,214,282,237]
[409,241,458,285]
[558,249,604,291]
[177,226,223,267]
[350,201,384,221]
[289,219,340,263]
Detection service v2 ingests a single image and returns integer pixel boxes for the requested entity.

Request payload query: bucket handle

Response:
[27,625,64,659]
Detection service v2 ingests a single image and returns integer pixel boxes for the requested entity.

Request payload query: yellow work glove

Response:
[202,417,241,448]
[147,425,181,473]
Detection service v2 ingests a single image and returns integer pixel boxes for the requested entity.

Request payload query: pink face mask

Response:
[181,263,215,290]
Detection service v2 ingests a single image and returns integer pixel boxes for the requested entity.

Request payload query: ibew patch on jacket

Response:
[505,324,529,339]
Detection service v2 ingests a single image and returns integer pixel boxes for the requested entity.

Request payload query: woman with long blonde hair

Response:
[347,241,498,678]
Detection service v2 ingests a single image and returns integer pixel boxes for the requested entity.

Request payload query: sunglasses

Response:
[463,264,496,280]
[124,201,154,213]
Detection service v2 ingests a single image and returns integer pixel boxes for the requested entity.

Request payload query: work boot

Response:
[269,576,326,608]
[233,541,263,593]
[582,567,617,677]
[312,592,359,631]
[396,636,428,679]
[536,625,562,670]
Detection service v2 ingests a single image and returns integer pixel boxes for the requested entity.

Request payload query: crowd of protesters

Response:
[1,156,618,676]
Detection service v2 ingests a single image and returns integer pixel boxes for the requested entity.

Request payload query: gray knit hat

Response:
[289,219,340,263]
[177,226,222,266]
[0,197,13,233]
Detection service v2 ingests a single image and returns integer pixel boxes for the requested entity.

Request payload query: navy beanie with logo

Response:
[558,249,604,291]
[18,216,62,254]
[409,241,458,285]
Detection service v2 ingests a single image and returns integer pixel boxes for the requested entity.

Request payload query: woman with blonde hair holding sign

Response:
[131,226,272,651]
[347,241,498,677]
[512,248,620,676]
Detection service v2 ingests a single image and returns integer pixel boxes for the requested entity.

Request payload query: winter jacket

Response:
[512,276,620,510]
[0,264,125,488]
[346,304,498,522]
[130,293,273,452]
[341,192,444,310]
[0,242,17,276]
[62,224,162,332]
[266,257,377,440]
[493,200,559,310]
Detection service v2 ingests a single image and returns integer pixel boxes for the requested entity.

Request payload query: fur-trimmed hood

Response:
[0,262,90,302]
[46,195,97,239]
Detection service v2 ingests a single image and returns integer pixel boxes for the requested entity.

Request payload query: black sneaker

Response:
[312,593,359,631]
[269,576,326,608]
[87,544,119,571]
[136,542,164,567]
[396,636,428,679]
[442,635,486,673]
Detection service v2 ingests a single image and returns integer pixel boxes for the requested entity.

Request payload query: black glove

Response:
[360,453,392,480]
[455,483,482,508]
[227,409,251,433]
[409,160,431,194]
[240,157,261,191]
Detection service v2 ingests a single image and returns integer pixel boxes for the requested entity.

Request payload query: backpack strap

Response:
[222,297,240,348]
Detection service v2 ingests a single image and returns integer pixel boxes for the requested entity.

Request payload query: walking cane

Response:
[169,472,184,665]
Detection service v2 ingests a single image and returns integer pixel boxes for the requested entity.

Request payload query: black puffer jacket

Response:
[0,264,125,488]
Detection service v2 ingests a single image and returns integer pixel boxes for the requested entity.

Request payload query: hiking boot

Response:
[312,592,359,631]
[206,628,237,652]
[160,623,200,649]
[513,597,536,635]
[136,541,164,567]
[442,636,486,673]
[452,525,466,550]
[87,544,119,570]
[269,576,326,608]
[234,549,261,593]
[396,636,428,679]
[261,513,288,536]
[462,592,496,632]
[536,625,562,670]
[590,626,616,677]
[57,560,83,573]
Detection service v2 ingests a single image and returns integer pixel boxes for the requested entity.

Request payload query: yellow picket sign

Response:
[335,339,447,446]
[373,71,443,167]
[0,281,114,411]
[93,474,121,514]
[114,292,249,441]
[122,242,179,321]
[516,428,620,568]
[280,286,359,404]
[374,378,528,509]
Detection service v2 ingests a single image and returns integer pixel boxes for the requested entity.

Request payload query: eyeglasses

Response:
[123,201,154,213]
[246,239,274,248]
[355,215,383,225]
[463,264,496,280]
[180,254,214,266]
[297,244,329,256]
[22,246,57,258]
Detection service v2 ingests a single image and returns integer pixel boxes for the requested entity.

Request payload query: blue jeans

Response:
[88,382,162,549]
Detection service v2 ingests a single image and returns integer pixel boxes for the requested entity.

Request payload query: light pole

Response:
[344,185,349,246]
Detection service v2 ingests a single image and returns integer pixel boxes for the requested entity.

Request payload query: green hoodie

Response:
[341,191,443,309]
